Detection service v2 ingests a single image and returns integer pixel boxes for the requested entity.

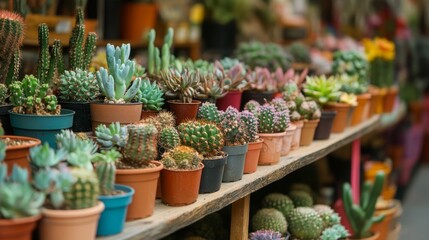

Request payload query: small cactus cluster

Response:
[92,149,121,195]
[251,208,288,235]
[298,100,321,120]
[244,100,261,115]
[161,145,203,170]
[257,105,290,133]
[240,110,259,143]
[121,124,158,168]
[219,106,248,146]
[197,102,222,124]
[248,230,285,240]
[64,168,99,210]
[9,74,60,115]
[141,111,176,133]
[58,69,99,102]
[140,79,164,111]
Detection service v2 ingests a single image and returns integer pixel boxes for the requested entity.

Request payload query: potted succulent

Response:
[91,43,143,130]
[298,100,321,146]
[241,67,276,109]
[338,74,371,125]
[139,79,164,119]
[241,110,263,174]
[288,42,312,70]
[160,145,204,206]
[218,106,249,182]
[95,122,163,220]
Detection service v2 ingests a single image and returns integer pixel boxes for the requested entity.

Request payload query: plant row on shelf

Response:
[0,7,398,240]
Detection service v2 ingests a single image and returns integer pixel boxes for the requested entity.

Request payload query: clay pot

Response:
[324,102,351,133]
[258,132,286,165]
[121,3,157,41]
[39,202,105,240]
[161,163,204,206]
[281,124,296,156]
[90,102,143,131]
[115,161,163,220]
[2,135,41,176]
[300,119,320,146]
[370,200,399,240]
[369,89,386,116]
[351,93,371,126]
[314,111,336,140]
[383,87,398,113]
[168,100,201,125]
[216,90,243,111]
[291,120,304,150]
[243,139,263,174]
[348,232,380,240]
[140,110,158,120]
[0,214,41,240]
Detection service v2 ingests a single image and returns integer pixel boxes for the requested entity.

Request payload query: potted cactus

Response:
[95,122,163,220]
[298,100,321,146]
[90,43,143,130]
[288,42,312,70]
[269,98,297,157]
[140,78,164,119]
[160,145,204,206]
[241,110,263,174]
[241,67,276,109]
[251,208,288,235]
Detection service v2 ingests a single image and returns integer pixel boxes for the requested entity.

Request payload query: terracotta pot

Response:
[324,102,351,133]
[0,214,41,240]
[90,102,142,131]
[115,161,163,220]
[216,90,243,111]
[273,92,283,99]
[161,163,204,206]
[371,201,399,240]
[383,87,398,113]
[300,119,320,146]
[291,120,304,150]
[258,132,286,165]
[121,3,157,41]
[140,110,158,120]
[351,93,371,126]
[168,100,201,125]
[244,139,263,174]
[387,223,401,240]
[281,124,296,156]
[348,232,380,240]
[369,89,386,116]
[2,135,41,176]
[39,202,104,240]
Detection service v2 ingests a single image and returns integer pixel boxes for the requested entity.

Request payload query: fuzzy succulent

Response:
[288,207,325,240]
[240,110,259,143]
[64,168,99,210]
[95,122,128,150]
[257,105,289,133]
[244,100,261,115]
[289,190,314,207]
[320,224,349,240]
[262,193,294,219]
[303,75,342,106]
[161,145,202,170]
[92,149,121,195]
[251,208,287,234]
[58,69,99,102]
[0,83,7,104]
[96,43,142,103]
[288,42,311,64]
[249,230,285,240]
[236,41,292,71]
[178,120,224,158]
[140,79,164,111]
[246,67,276,92]
[121,124,158,168]
[159,126,180,151]
[332,50,368,82]
[9,74,60,115]
[198,102,222,124]
[220,106,248,146]
[159,68,200,103]
[299,100,321,120]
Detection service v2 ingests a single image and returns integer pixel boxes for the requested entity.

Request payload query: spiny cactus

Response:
[96,43,142,103]
[178,120,224,158]
[262,193,294,219]
[159,126,180,151]
[0,83,7,104]
[219,106,248,146]
[58,69,99,102]
[270,98,288,112]
[257,105,289,133]
[121,124,158,168]
[147,28,174,76]
[342,172,385,238]
[298,100,321,120]
[288,207,324,240]
[243,100,261,115]
[198,102,222,124]
[93,149,121,195]
[289,190,313,207]
[251,208,287,234]
[161,145,203,170]
[64,168,99,209]
[140,79,164,111]
[240,110,259,143]
[9,75,60,115]
[274,110,290,133]
[95,122,128,150]
[140,111,176,133]
[159,68,200,103]
[313,204,341,228]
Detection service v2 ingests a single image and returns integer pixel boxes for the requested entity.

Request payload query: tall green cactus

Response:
[93,149,121,195]
[37,23,50,84]
[147,28,174,76]
[342,172,385,238]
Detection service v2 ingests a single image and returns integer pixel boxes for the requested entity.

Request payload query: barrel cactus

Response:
[197,102,222,124]
[159,126,180,151]
[251,208,287,234]
[121,124,158,168]
[219,106,248,146]
[243,100,261,115]
[261,193,294,219]
[257,105,289,133]
[58,69,99,102]
[64,168,99,209]
[289,190,313,207]
[93,149,122,195]
[240,110,259,143]
[140,79,164,111]
[161,145,203,170]
[288,207,324,240]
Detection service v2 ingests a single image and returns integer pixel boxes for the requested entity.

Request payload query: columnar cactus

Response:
[64,168,99,209]
[240,110,259,143]
[257,105,289,133]
[160,145,203,170]
[147,28,174,76]
[178,120,225,158]
[121,124,158,168]
[58,69,99,102]
[197,102,222,124]
[96,43,142,103]
[93,149,121,195]
[95,122,128,150]
[140,79,164,111]
[220,106,248,146]
[159,126,180,151]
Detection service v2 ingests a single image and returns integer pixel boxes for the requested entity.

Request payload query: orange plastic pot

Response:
[0,214,41,240]
[300,119,320,146]
[281,124,296,156]
[168,100,201,125]
[243,139,263,174]
[161,163,204,206]
[351,93,371,126]
[369,88,386,116]
[324,102,351,133]
[364,161,391,190]
[258,132,286,165]
[115,161,163,220]
[39,202,104,240]
[90,102,143,131]
[383,87,398,113]
[291,120,304,150]
[371,201,399,240]
[121,3,157,41]
[2,135,41,176]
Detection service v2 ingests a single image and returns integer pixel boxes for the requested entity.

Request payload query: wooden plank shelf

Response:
[99,116,381,240]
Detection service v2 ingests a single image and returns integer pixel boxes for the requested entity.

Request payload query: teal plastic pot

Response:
[9,109,74,148]
[96,184,135,236]
[222,144,248,182]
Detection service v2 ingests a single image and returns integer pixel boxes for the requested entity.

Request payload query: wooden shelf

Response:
[98,116,382,240]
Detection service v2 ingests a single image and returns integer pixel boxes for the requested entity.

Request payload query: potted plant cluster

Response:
[241,67,277,108]
[269,98,297,157]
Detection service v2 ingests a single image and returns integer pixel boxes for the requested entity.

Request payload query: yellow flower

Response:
[189,4,204,24]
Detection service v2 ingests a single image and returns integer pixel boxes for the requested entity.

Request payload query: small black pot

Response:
[240,90,274,110]
[199,153,228,194]
[59,101,92,132]
[314,111,337,140]
[0,104,13,134]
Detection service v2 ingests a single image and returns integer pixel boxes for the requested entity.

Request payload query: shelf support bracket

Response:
[230,195,250,240]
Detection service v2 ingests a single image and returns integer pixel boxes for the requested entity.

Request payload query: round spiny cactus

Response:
[197,102,221,124]
[262,193,294,219]
[122,124,158,168]
[257,105,276,133]
[251,208,287,234]
[58,69,99,102]
[64,168,99,210]
[240,110,259,143]
[243,100,261,115]
[298,100,321,120]
[220,106,248,146]
[274,110,290,133]
[289,190,313,207]
[270,98,288,112]
[159,126,180,151]
[140,79,164,111]
[313,204,341,228]
[288,207,324,240]
[161,145,202,170]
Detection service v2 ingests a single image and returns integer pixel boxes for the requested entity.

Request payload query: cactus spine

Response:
[64,168,99,209]
[121,124,158,168]
[159,126,180,151]
[197,102,222,124]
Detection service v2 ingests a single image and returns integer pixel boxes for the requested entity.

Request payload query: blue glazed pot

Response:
[97,184,135,236]
[9,109,74,148]
[222,144,249,182]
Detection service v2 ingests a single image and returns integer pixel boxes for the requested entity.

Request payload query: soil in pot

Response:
[351,93,371,126]
[258,132,286,165]
[383,87,398,113]
[244,139,263,174]
[161,163,204,206]
[140,110,158,120]
[216,90,243,111]
[39,202,105,240]
[324,103,351,133]
[199,153,228,193]
[168,100,201,125]
[240,90,274,110]
[0,214,41,240]
[90,102,142,131]
[314,111,336,140]
[291,120,304,150]
[281,124,296,156]
[222,144,249,182]
[1,135,41,176]
[59,101,92,132]
[115,161,163,220]
[0,104,13,134]
[300,119,320,146]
